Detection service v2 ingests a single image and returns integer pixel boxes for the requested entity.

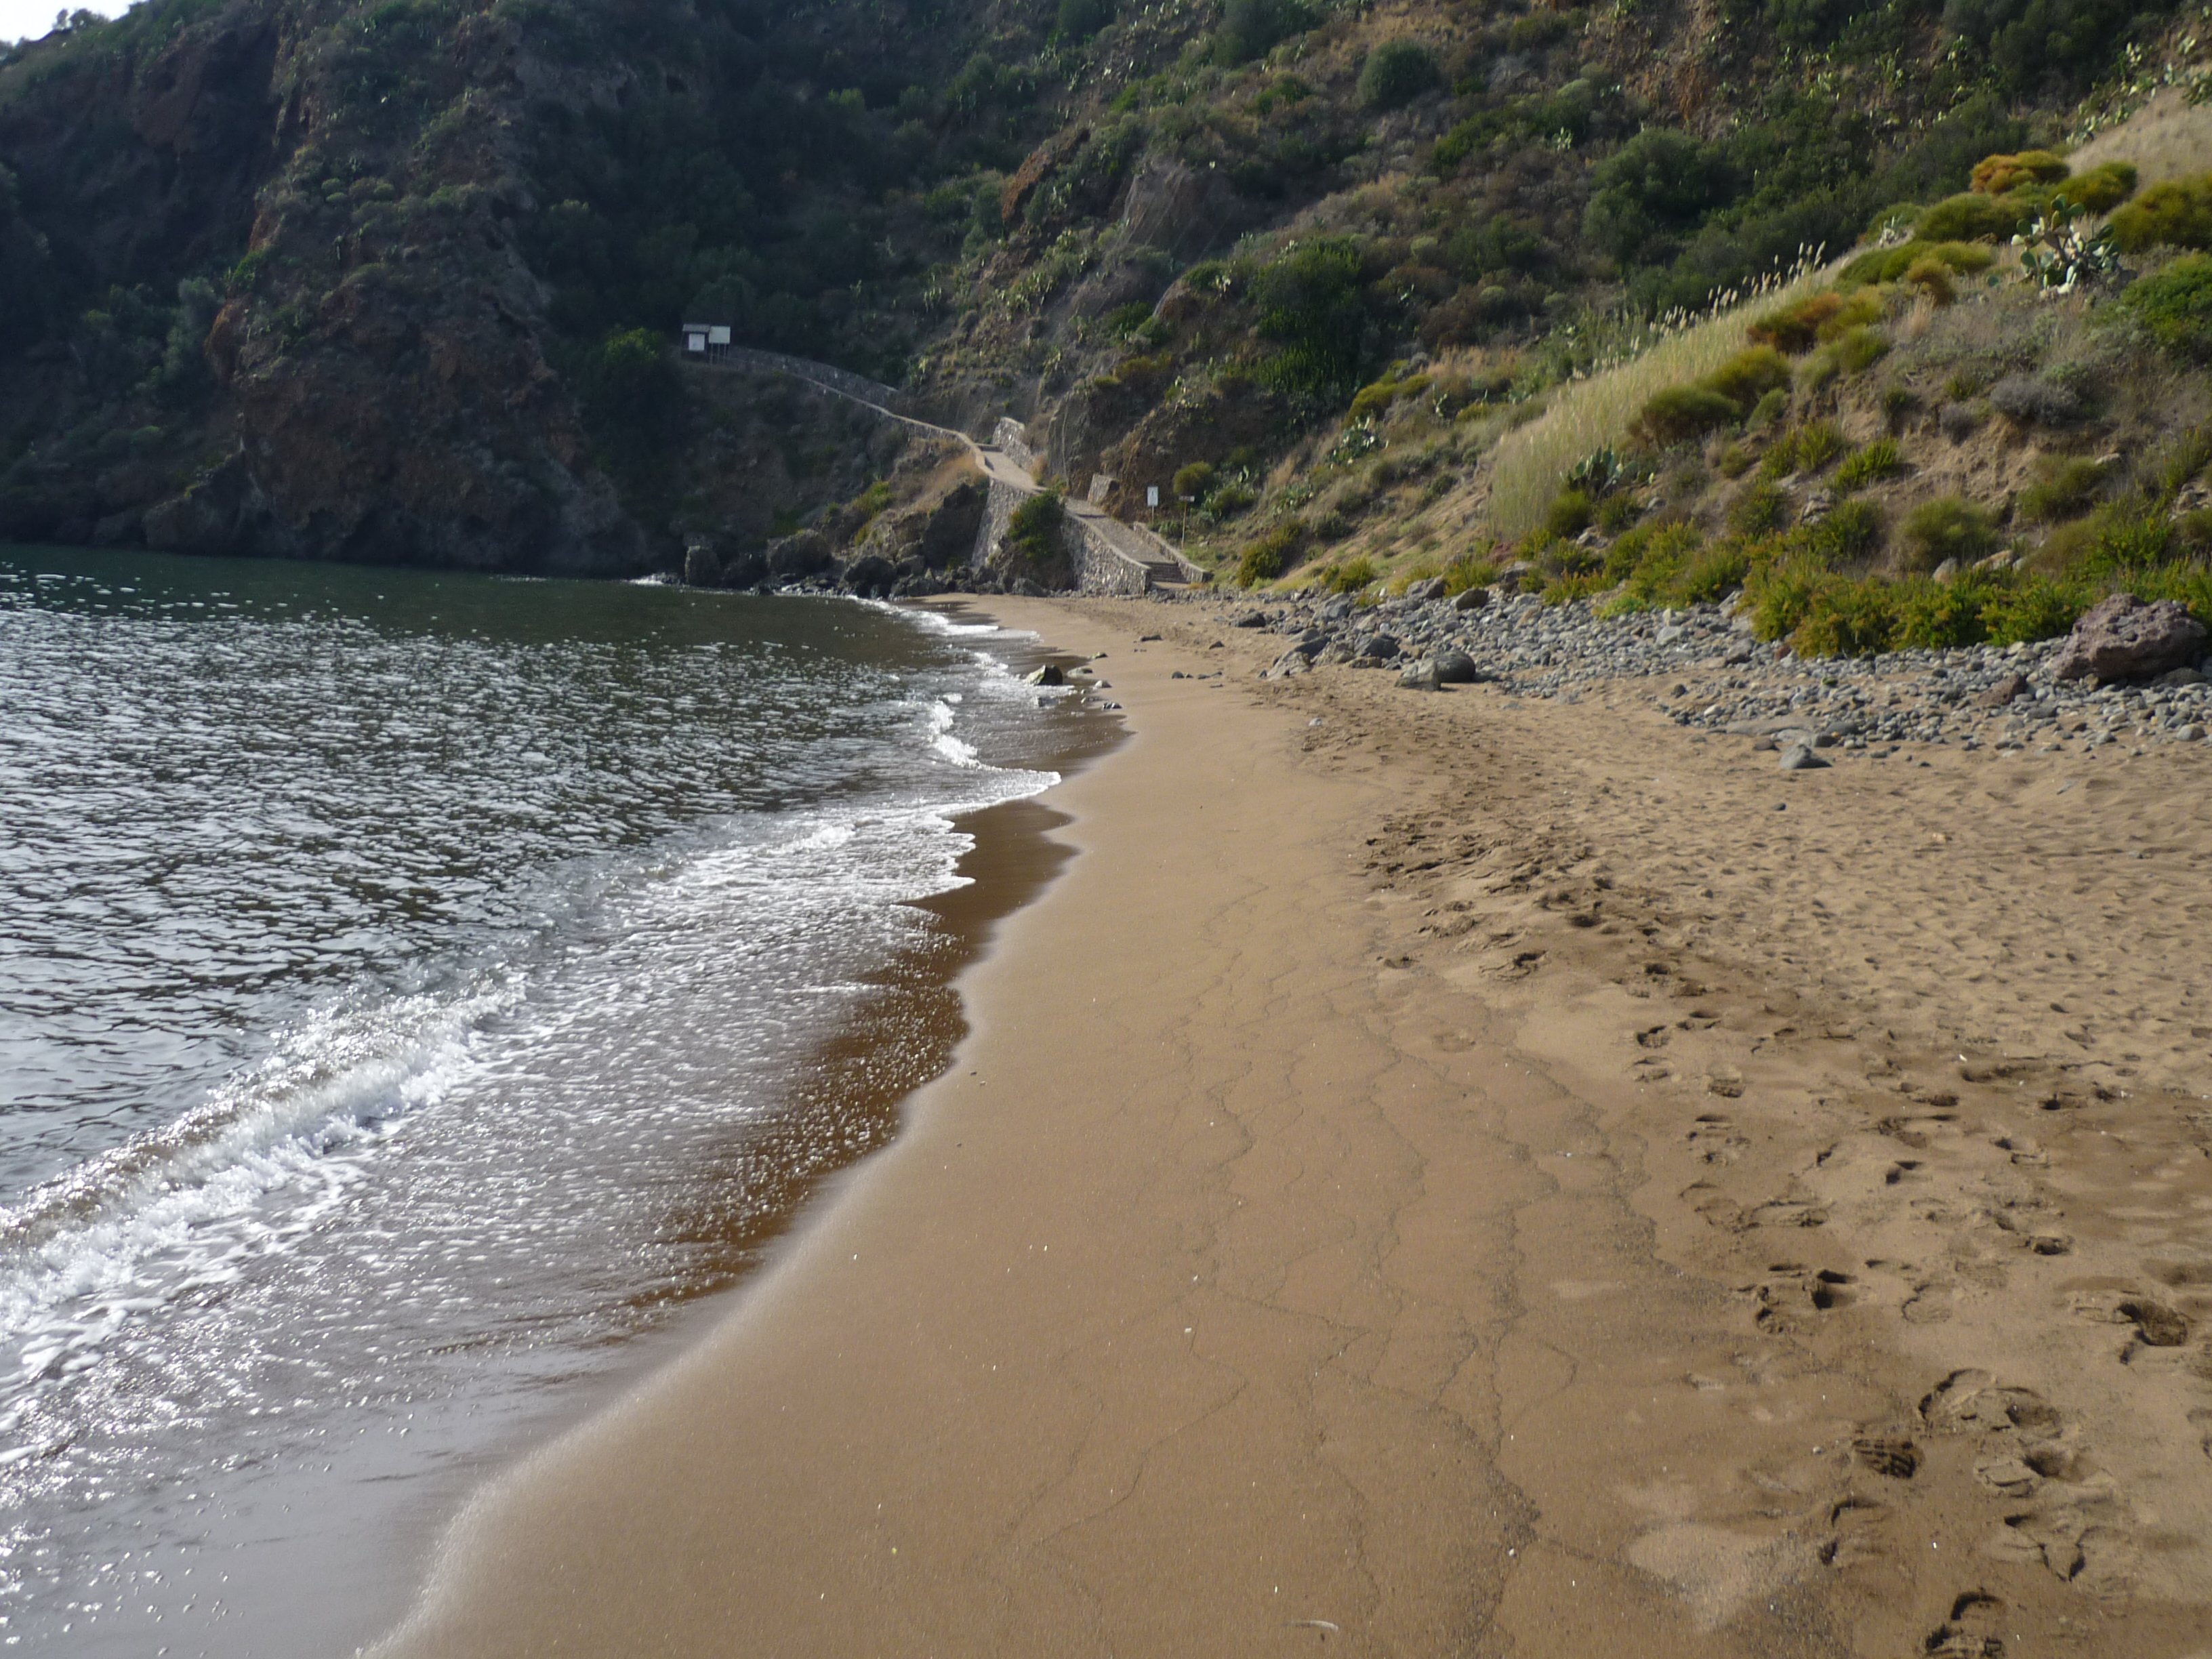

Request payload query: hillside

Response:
[2,0,2209,602]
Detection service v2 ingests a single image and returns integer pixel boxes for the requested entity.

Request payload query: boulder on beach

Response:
[1778,741,1829,771]
[1025,663,1065,687]
[1397,658,1441,691]
[1451,586,1491,613]
[1432,647,1481,684]
[2051,594,2208,683]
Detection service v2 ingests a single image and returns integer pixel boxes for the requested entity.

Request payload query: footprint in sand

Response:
[1923,1589,2007,1656]
[1687,1113,1748,1166]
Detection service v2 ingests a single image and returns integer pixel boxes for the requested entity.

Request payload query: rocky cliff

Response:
[0,0,2195,579]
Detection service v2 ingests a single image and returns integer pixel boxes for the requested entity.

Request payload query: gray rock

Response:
[1977,672,2029,708]
[1025,663,1065,687]
[1432,647,1481,685]
[1404,577,1446,602]
[1655,623,1687,646]
[1452,586,1492,613]
[2051,594,2209,683]
[2158,665,2206,686]
[1231,611,1269,628]
[1778,742,1830,771]
[1397,658,1441,691]
[2175,723,2206,742]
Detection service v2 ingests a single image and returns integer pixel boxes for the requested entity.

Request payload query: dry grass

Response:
[1477,260,1842,540]
[2070,89,2212,189]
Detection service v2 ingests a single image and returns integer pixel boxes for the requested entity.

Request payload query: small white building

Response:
[680,323,733,361]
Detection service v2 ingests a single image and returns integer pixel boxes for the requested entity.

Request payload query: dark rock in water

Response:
[766,530,835,581]
[1404,576,1446,602]
[1431,647,1481,684]
[1977,672,2030,708]
[842,553,897,597]
[682,541,720,586]
[1452,586,1491,613]
[1232,611,1269,628]
[1397,658,1441,691]
[1778,741,1829,771]
[2051,594,2208,682]
[1025,663,1065,686]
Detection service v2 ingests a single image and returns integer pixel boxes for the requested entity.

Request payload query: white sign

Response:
[684,332,707,352]
[1146,485,1160,508]
[708,325,731,346]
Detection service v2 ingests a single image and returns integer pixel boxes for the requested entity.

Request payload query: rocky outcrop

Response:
[2051,594,2209,683]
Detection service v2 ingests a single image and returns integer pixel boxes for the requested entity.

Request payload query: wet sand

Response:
[376,597,2212,1658]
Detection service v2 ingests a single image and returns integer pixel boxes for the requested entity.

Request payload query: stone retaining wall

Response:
[1067,519,1153,596]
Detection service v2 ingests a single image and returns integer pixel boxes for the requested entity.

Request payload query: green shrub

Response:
[2071,506,2174,577]
[2119,253,2212,361]
[2018,455,2106,522]
[1357,39,1439,110]
[2065,160,2139,214]
[1235,516,1307,584]
[1748,291,1845,353]
[2107,173,2212,253]
[1321,554,1380,593]
[1215,0,1315,64]
[1915,192,2022,242]
[1636,385,1741,445]
[1900,495,1997,569]
[1969,150,2068,195]
[1441,546,1501,593]
[1675,541,1752,602]
[1840,239,1996,288]
[1544,488,1594,539]
[1705,346,1793,409]
[1596,491,1641,532]
[1805,497,1885,560]
[1891,575,1987,648]
[1610,522,1705,605]
[1207,481,1258,517]
[1796,419,1847,471]
[1054,0,1113,40]
[1729,480,1790,535]
[1833,438,1904,491]
[1172,462,1216,501]
[1252,237,1368,398]
[1349,371,1428,420]
[1747,552,1836,640]
[1747,387,1790,429]
[1824,325,1890,375]
[1907,255,1961,304]
[1007,489,1066,563]
[1793,579,1900,655]
[1980,572,2087,642]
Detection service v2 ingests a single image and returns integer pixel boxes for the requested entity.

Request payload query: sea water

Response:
[0,546,1090,1654]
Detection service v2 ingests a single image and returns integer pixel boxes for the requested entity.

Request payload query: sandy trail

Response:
[377,596,2212,1658]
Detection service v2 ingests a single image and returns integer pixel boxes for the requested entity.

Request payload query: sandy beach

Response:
[377,596,2212,1658]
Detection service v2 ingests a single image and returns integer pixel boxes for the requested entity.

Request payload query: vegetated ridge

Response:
[3,0,2210,626]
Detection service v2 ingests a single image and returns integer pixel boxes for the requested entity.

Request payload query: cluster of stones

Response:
[1177,581,2212,761]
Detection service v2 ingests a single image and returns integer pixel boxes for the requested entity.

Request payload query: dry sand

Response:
[377,596,2212,1658]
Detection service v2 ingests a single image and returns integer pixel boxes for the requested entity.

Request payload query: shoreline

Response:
[374,595,2212,1658]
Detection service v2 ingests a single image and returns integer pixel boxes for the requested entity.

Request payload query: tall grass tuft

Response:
[1482,251,1839,540]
